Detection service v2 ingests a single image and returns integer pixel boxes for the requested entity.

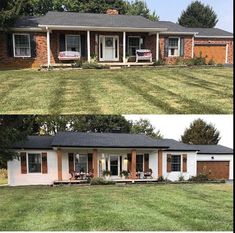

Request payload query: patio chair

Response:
[143,168,153,179]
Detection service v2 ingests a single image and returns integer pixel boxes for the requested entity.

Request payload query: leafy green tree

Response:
[130,119,163,139]
[0,0,24,28]
[36,115,132,135]
[18,0,158,20]
[126,0,159,21]
[178,0,218,28]
[181,119,221,145]
[0,115,37,167]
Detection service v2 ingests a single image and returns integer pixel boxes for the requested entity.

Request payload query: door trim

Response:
[99,35,119,62]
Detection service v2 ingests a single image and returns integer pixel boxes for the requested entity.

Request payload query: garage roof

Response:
[191,145,233,154]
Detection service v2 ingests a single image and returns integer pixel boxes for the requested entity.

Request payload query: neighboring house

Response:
[0,9,233,69]
[8,132,233,186]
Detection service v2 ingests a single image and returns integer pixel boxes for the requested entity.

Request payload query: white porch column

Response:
[87,30,91,63]
[123,31,126,64]
[156,32,159,61]
[46,27,51,67]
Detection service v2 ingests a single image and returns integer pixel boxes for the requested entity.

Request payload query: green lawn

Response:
[0,67,233,114]
[0,184,233,231]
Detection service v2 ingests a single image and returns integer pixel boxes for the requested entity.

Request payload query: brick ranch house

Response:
[8,132,233,186]
[0,9,233,69]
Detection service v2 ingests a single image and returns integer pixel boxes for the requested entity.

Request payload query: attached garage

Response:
[194,44,227,64]
[197,161,230,180]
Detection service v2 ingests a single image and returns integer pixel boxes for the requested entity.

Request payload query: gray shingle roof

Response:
[154,21,196,34]
[51,132,164,148]
[190,145,233,154]
[38,11,163,29]
[186,27,233,37]
[13,136,54,149]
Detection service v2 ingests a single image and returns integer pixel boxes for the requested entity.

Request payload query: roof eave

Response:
[160,31,198,35]
[38,24,168,32]
[195,35,233,38]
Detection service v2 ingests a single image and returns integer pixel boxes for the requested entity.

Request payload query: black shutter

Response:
[80,35,86,57]
[180,37,184,57]
[164,37,169,57]
[30,34,36,58]
[6,33,13,57]
[59,34,65,52]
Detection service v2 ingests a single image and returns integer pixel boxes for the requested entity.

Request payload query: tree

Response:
[181,119,221,145]
[18,0,158,20]
[0,115,37,167]
[178,1,218,28]
[0,0,25,28]
[126,0,159,21]
[35,115,132,135]
[130,119,163,139]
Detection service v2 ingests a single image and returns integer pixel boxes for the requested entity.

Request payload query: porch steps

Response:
[53,179,159,186]
[40,62,154,70]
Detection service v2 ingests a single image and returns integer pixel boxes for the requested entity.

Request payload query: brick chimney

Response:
[106,8,119,15]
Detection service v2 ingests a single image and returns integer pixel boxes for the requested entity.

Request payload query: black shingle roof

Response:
[190,145,233,154]
[13,136,54,149]
[12,133,233,155]
[38,11,163,29]
[13,16,42,28]
[51,132,164,148]
[156,139,198,151]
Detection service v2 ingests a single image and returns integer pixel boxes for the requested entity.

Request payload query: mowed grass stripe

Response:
[0,67,233,114]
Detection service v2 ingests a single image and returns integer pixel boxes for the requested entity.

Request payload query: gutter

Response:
[38,24,168,32]
[195,35,233,39]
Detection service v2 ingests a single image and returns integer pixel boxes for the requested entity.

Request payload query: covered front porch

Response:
[44,28,161,67]
[55,148,161,182]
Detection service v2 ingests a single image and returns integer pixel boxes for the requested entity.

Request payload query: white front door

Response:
[99,36,119,61]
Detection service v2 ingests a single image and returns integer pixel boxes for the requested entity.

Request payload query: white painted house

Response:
[8,132,233,186]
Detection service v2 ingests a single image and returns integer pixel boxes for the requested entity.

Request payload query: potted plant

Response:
[102,170,111,179]
[121,170,129,179]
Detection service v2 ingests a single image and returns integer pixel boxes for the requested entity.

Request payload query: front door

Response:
[109,155,120,177]
[99,36,119,61]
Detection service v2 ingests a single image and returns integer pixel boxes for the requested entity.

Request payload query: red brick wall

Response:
[194,38,233,64]
[0,32,48,69]
[159,35,193,64]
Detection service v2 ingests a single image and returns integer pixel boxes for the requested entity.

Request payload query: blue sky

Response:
[128,0,233,32]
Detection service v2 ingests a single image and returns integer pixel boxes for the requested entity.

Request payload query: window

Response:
[66,35,81,52]
[128,37,141,56]
[168,38,180,57]
[136,154,143,172]
[75,154,88,173]
[13,34,31,57]
[171,155,181,172]
[28,153,41,173]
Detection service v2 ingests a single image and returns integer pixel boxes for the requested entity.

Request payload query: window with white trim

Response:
[168,38,180,57]
[75,154,88,173]
[28,153,42,173]
[13,34,31,57]
[171,155,181,172]
[66,35,81,52]
[128,37,142,56]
